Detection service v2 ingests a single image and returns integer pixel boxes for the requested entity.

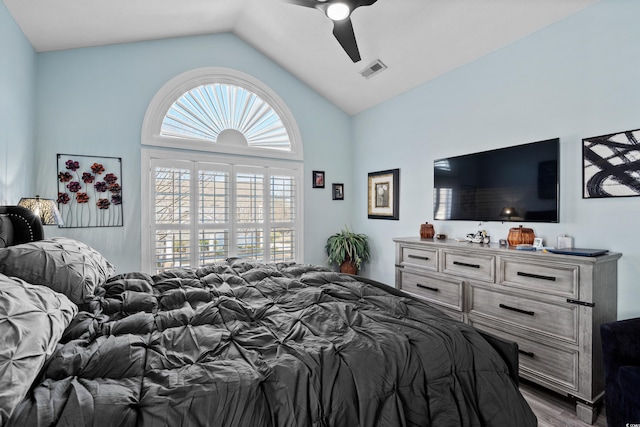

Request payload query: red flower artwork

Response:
[57,155,123,227]
[76,192,90,203]
[91,163,105,174]
[58,172,73,182]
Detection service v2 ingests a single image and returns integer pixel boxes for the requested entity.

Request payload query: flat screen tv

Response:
[433,138,559,223]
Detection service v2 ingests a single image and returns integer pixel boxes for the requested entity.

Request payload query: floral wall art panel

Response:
[57,154,123,227]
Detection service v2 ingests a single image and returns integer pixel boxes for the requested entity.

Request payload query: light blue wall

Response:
[0,2,36,203]
[33,33,352,272]
[352,0,640,320]
[4,0,638,319]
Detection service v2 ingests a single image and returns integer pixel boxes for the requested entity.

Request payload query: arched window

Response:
[141,68,304,273]
[161,83,291,151]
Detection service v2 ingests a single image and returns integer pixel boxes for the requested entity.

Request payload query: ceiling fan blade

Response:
[332,18,361,62]
[283,0,317,8]
[353,0,378,8]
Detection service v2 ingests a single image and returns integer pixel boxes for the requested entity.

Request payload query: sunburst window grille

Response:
[161,84,291,151]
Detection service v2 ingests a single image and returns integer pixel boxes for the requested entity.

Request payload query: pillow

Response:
[0,215,13,248]
[0,273,77,425]
[0,237,115,304]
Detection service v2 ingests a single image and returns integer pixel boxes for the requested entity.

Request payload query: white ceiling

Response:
[4,0,599,115]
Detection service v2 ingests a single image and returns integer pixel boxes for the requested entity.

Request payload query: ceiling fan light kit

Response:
[326,3,351,20]
[286,0,379,63]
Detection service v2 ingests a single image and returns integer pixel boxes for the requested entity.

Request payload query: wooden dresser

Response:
[393,237,621,424]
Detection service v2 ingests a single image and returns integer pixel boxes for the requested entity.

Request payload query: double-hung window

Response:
[141,68,303,273]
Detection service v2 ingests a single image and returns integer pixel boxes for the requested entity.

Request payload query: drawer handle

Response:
[518,349,535,358]
[453,261,480,269]
[567,298,595,308]
[499,303,535,316]
[408,254,430,261]
[416,283,439,292]
[517,271,556,281]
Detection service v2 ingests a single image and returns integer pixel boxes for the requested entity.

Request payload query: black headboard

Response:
[0,205,45,248]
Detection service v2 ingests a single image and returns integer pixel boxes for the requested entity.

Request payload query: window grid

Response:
[271,228,295,262]
[155,167,190,224]
[149,160,299,272]
[236,173,264,223]
[199,170,229,224]
[155,230,191,271]
[237,228,264,260]
[198,230,229,265]
[271,175,295,223]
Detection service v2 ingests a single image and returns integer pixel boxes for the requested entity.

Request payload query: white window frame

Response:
[141,67,303,161]
[141,68,304,273]
[142,148,304,272]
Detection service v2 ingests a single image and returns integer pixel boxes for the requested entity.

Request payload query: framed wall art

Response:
[368,168,399,220]
[332,183,344,200]
[583,128,640,198]
[312,170,325,188]
[57,154,123,228]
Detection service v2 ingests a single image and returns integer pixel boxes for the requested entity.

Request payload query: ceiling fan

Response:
[285,0,379,63]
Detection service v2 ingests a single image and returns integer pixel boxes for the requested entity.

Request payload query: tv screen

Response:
[433,138,559,223]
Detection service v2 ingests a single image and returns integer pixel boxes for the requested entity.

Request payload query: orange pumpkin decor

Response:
[420,222,435,239]
[507,225,535,246]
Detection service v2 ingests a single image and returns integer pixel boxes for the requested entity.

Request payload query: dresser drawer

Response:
[400,246,438,271]
[500,258,579,298]
[441,250,495,282]
[471,321,578,391]
[469,285,578,343]
[400,270,463,311]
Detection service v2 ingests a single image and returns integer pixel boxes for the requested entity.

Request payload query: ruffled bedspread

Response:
[6,259,536,426]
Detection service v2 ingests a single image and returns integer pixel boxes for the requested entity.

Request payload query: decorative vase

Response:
[507,225,535,246]
[420,222,435,239]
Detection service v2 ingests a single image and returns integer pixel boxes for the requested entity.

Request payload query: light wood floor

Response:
[519,380,608,427]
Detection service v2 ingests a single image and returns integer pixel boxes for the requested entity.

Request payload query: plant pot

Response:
[340,260,358,275]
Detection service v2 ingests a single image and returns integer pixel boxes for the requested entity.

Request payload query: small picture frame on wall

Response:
[332,183,344,200]
[312,171,325,188]
[368,168,399,220]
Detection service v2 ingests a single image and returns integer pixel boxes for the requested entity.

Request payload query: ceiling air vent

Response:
[360,59,387,79]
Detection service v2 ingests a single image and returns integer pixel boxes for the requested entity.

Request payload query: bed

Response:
[0,206,536,426]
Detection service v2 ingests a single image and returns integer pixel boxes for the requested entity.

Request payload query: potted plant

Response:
[325,226,370,274]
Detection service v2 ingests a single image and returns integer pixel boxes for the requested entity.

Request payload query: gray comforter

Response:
[5,259,536,426]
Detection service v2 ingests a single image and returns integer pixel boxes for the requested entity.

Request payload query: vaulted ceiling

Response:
[4,0,599,115]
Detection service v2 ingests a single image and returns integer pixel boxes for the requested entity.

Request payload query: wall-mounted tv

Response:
[433,138,559,223]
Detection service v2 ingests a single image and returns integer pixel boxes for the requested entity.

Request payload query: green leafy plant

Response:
[325,226,370,271]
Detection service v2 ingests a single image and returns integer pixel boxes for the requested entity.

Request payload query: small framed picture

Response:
[533,237,543,248]
[312,171,325,188]
[332,183,344,200]
[368,168,400,220]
